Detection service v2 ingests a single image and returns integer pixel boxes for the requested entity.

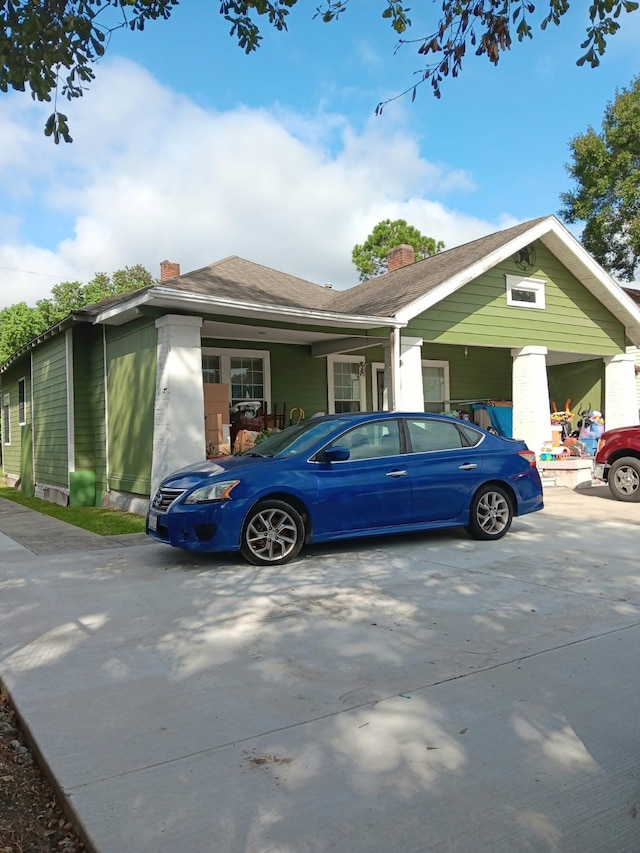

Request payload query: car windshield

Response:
[242,418,352,458]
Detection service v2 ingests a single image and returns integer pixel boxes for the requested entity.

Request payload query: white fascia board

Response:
[94,286,401,330]
[541,219,640,346]
[395,216,557,324]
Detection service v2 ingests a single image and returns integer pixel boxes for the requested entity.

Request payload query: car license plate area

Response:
[593,463,605,481]
[148,512,158,532]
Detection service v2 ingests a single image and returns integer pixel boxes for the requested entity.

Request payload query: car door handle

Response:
[458,463,478,470]
[386,470,408,478]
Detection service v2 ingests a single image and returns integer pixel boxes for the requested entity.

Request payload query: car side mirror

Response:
[323,446,350,462]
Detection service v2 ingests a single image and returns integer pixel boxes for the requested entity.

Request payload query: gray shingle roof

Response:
[163,256,336,311]
[78,217,550,321]
[329,216,550,316]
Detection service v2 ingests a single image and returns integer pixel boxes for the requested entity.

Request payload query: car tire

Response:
[608,457,640,502]
[467,485,513,540]
[240,499,305,566]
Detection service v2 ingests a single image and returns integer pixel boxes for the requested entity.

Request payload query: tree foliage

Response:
[352,218,444,281]
[0,265,154,364]
[559,76,640,282]
[1,0,637,142]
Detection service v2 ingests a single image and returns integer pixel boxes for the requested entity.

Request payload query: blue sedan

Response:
[146,412,543,565]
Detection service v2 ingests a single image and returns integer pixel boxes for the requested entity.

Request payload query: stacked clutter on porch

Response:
[537,400,604,489]
[539,401,604,461]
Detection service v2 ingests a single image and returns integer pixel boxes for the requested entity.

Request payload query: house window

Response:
[201,348,270,407]
[2,393,9,445]
[506,275,546,309]
[18,378,26,425]
[202,354,221,384]
[230,357,264,405]
[422,360,450,413]
[327,355,366,414]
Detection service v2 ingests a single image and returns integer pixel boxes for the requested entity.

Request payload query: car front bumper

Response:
[593,462,607,481]
[146,499,245,553]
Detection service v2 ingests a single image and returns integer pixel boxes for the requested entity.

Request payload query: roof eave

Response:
[94,286,401,330]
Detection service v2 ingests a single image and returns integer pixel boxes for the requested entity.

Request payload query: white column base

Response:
[398,336,424,411]
[511,346,550,456]
[604,353,639,428]
[151,315,205,494]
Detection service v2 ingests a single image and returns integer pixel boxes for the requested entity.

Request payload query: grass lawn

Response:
[0,484,146,536]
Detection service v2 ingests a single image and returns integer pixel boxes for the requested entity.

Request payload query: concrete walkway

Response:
[0,499,150,554]
[0,487,638,853]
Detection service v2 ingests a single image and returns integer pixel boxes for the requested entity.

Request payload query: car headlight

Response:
[183,480,240,504]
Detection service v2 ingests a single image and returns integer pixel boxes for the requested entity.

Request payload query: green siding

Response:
[90,329,107,502]
[408,241,626,354]
[548,360,604,418]
[422,343,513,403]
[20,424,34,496]
[1,359,32,479]
[269,345,329,417]
[71,325,107,505]
[73,326,95,471]
[32,335,68,488]
[106,319,157,495]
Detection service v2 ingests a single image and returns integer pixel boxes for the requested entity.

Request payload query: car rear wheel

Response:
[467,485,513,540]
[608,457,640,502]
[240,499,305,566]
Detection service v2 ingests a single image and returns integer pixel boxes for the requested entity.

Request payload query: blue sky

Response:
[0,1,639,308]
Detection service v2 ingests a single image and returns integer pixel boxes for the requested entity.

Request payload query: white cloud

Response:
[0,57,510,310]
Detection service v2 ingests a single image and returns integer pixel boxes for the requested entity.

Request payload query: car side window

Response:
[406,418,465,453]
[459,423,483,447]
[327,419,401,460]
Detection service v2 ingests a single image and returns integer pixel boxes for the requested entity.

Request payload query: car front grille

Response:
[151,487,186,512]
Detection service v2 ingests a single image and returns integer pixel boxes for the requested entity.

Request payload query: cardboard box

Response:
[204,384,229,447]
[233,429,259,454]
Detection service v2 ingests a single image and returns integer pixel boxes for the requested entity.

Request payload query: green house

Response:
[2,215,640,511]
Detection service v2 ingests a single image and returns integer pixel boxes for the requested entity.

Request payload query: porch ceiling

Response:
[545,351,603,366]
[199,319,374,347]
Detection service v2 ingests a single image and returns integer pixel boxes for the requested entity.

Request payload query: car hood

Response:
[602,424,640,440]
[159,454,270,489]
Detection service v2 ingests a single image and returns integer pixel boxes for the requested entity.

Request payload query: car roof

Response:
[310,411,469,424]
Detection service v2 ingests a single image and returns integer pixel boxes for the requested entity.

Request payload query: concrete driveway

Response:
[0,486,638,853]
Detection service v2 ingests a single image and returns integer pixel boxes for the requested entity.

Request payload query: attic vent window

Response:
[506,274,546,310]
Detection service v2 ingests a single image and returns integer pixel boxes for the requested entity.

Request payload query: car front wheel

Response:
[467,485,513,540]
[608,457,640,502]
[240,499,305,566]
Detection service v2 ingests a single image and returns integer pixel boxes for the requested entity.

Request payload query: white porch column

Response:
[604,353,639,428]
[398,335,424,411]
[511,346,550,455]
[151,315,205,494]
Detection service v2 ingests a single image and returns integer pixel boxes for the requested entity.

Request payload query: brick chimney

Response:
[387,244,415,273]
[160,260,180,281]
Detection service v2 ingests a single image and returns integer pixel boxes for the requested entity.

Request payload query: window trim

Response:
[421,359,450,413]
[2,393,10,445]
[201,347,271,407]
[327,354,367,415]
[371,361,386,411]
[506,274,546,310]
[18,377,26,426]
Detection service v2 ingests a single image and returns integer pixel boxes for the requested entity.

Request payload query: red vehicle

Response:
[593,425,640,502]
